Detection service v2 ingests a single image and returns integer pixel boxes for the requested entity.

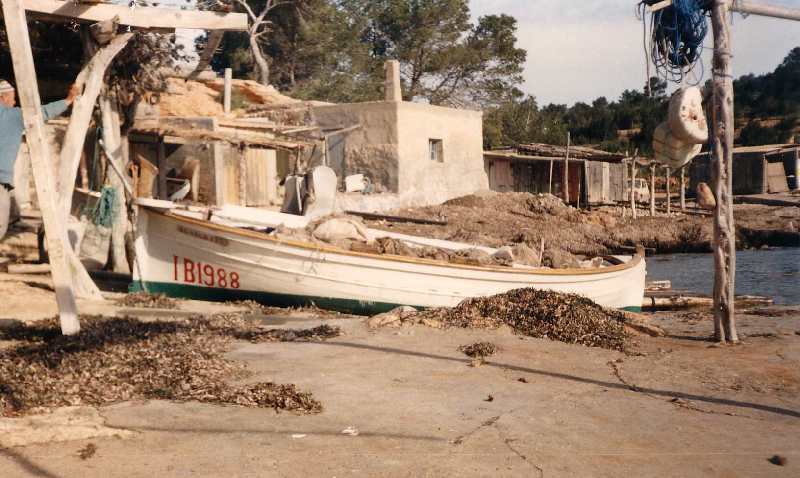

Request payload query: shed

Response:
[128,116,306,206]
[484,144,628,206]
[688,144,800,195]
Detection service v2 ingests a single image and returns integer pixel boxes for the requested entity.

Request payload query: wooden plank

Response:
[766,162,790,193]
[244,147,269,206]
[346,211,449,226]
[211,118,226,206]
[2,0,81,334]
[223,68,232,114]
[22,0,248,31]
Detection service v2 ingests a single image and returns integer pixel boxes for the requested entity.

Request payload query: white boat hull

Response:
[132,208,647,313]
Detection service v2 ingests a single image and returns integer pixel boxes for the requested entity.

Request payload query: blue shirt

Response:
[0,100,69,185]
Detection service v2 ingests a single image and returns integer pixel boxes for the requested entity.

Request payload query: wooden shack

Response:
[688,144,800,195]
[484,144,628,206]
[128,117,304,207]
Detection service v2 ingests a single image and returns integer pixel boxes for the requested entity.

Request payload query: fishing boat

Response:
[131,205,647,313]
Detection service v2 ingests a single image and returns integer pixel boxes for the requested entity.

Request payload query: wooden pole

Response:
[156,137,167,199]
[563,132,570,203]
[650,163,656,216]
[680,167,686,211]
[666,167,671,215]
[710,0,739,343]
[548,159,553,195]
[630,159,638,219]
[99,93,130,274]
[733,0,800,21]
[1,0,80,334]
[211,117,226,206]
[223,67,232,114]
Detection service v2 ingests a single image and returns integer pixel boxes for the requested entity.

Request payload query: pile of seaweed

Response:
[458,342,498,358]
[115,292,178,310]
[424,289,629,351]
[0,314,339,417]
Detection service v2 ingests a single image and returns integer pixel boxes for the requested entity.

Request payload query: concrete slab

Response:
[1,310,799,477]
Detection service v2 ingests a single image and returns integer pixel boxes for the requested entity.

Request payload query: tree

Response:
[229,0,296,85]
[355,0,526,107]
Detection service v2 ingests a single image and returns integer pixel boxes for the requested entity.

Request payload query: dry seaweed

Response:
[423,289,629,351]
[78,443,97,460]
[115,292,178,310]
[0,314,338,416]
[458,342,498,358]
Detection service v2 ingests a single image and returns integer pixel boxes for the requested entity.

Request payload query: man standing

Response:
[0,80,79,239]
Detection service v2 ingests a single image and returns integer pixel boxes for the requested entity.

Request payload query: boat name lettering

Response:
[177,226,230,247]
[173,255,240,289]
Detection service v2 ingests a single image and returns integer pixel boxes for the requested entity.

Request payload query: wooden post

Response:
[630,156,639,219]
[666,166,671,215]
[650,163,656,217]
[548,159,553,195]
[710,0,738,343]
[563,132,570,203]
[156,137,167,199]
[238,146,248,206]
[1,0,81,334]
[212,118,226,206]
[223,67,232,114]
[680,167,686,211]
[99,93,130,274]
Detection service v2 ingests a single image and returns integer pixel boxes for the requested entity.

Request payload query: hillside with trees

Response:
[206,1,798,153]
[2,0,795,153]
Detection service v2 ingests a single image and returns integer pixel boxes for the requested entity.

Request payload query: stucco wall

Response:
[311,100,488,210]
[311,102,400,193]
[396,102,488,205]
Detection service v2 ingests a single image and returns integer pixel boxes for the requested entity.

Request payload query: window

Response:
[429,139,444,163]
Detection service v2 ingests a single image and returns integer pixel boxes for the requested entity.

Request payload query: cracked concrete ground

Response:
[2,298,799,477]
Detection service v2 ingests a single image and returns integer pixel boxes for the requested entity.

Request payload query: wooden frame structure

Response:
[645,0,800,343]
[1,1,247,334]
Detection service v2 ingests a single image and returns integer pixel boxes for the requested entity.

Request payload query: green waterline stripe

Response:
[131,281,642,315]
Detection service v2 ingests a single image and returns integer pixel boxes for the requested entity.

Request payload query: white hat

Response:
[0,80,14,93]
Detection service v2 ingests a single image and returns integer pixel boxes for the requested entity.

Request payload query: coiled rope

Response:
[640,0,711,87]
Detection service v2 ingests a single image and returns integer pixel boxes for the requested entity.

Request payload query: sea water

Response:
[646,248,800,305]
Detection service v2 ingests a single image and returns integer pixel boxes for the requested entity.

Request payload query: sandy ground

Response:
[1,275,798,477]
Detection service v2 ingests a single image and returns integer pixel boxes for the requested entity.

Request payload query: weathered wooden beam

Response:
[630,158,637,219]
[223,67,232,114]
[99,94,131,274]
[563,132,570,203]
[190,30,224,78]
[2,0,81,334]
[650,0,800,21]
[58,31,133,212]
[650,164,656,216]
[710,0,739,343]
[734,0,800,21]
[22,0,248,31]
[132,121,309,150]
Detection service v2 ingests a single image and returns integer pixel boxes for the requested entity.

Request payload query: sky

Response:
[470,0,800,106]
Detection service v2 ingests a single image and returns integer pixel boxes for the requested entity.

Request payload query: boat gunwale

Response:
[148,208,644,277]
